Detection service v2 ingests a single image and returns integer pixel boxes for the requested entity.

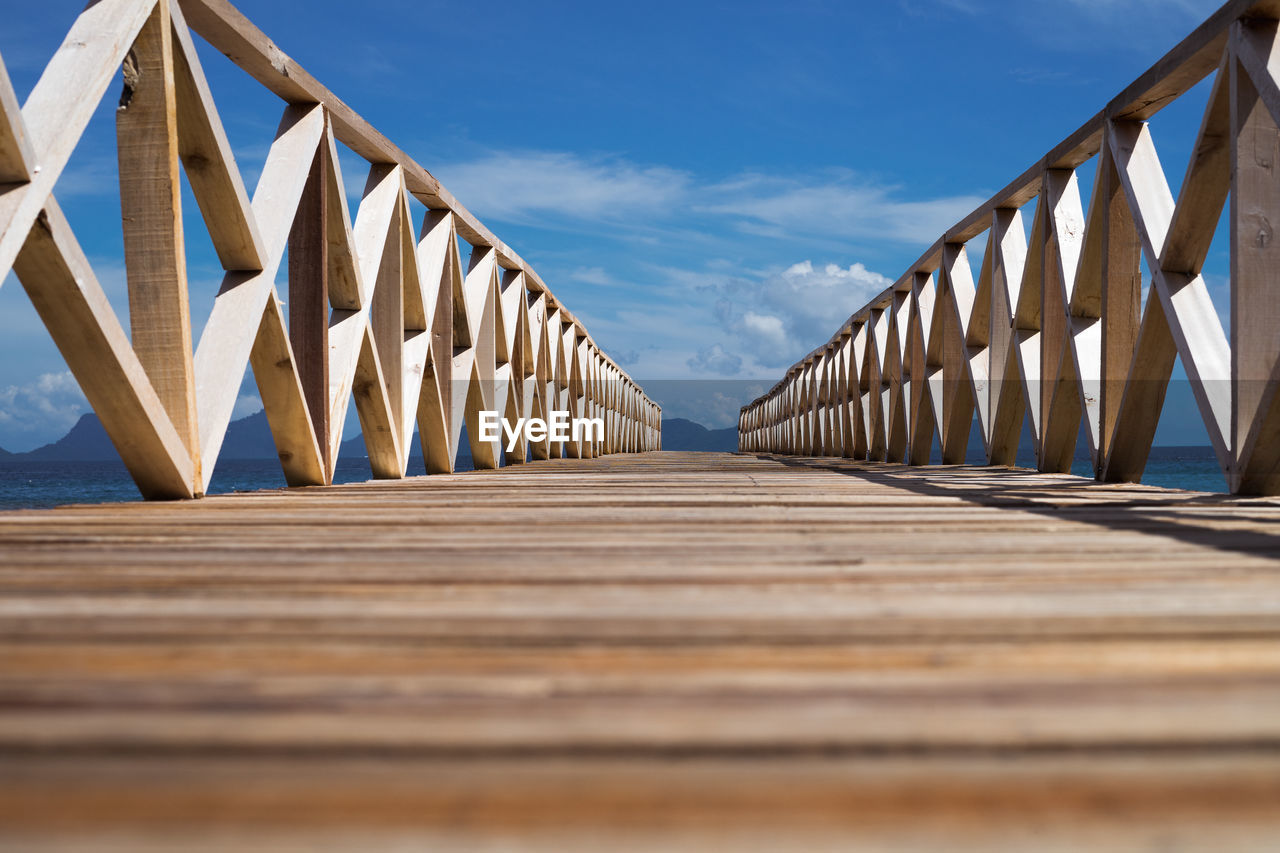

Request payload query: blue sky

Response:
[0,0,1229,448]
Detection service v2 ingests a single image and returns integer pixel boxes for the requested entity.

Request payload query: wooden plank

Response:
[397,194,431,471]
[929,264,973,465]
[1161,52,1231,275]
[248,293,326,486]
[370,175,406,466]
[463,247,500,469]
[287,144,331,479]
[885,297,909,463]
[115,1,200,482]
[1040,171,1084,473]
[941,243,985,456]
[988,210,1025,466]
[0,51,34,182]
[1,454,1279,846]
[352,324,403,478]
[168,0,264,271]
[193,103,324,490]
[1098,145,1144,472]
[1230,45,1280,494]
[863,315,885,460]
[1101,293,1178,483]
[0,753,1278,850]
[0,0,155,277]
[11,199,192,498]
[1068,154,1111,465]
[905,282,932,464]
[324,150,400,477]
[1109,120,1233,468]
[989,337,1025,467]
[499,269,526,464]
[574,338,593,459]
[415,210,457,474]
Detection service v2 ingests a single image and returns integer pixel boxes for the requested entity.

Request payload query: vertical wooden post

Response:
[288,143,331,479]
[116,1,200,491]
[987,210,1020,466]
[1098,148,1143,472]
[939,289,972,464]
[1040,176,1074,474]
[1230,49,1280,493]
[943,244,979,464]
[372,189,405,456]
[886,295,909,463]
[867,315,887,461]
[415,210,456,474]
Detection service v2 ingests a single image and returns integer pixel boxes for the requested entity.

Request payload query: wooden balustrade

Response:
[740,0,1280,495]
[0,0,659,499]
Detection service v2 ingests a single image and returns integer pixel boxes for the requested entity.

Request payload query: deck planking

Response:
[1,451,1279,850]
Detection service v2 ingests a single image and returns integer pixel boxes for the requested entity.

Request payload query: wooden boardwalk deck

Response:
[2,451,1280,850]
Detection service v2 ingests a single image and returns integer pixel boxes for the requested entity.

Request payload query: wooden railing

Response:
[0,0,659,499]
[740,0,1280,495]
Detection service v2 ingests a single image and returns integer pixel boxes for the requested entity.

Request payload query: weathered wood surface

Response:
[1,451,1278,849]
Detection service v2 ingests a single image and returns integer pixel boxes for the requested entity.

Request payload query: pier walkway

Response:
[1,452,1278,849]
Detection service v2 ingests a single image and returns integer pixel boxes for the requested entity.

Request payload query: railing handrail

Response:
[181,0,580,326]
[0,0,660,500]
[740,0,1280,495]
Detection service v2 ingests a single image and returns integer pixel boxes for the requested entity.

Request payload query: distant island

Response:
[2,411,1218,466]
[0,411,1225,502]
[0,413,740,462]
[0,411,364,462]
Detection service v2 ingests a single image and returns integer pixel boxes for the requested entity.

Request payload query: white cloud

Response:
[694,388,769,429]
[626,257,893,377]
[0,371,88,451]
[568,266,619,287]
[714,260,892,368]
[686,344,743,376]
[434,150,984,250]
[740,311,787,351]
[657,386,769,430]
[698,173,986,246]
[434,151,690,224]
[232,394,263,419]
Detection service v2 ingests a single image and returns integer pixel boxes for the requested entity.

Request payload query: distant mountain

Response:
[3,410,1209,468]
[339,431,380,460]
[341,430,476,470]
[10,411,284,462]
[662,418,738,452]
[9,410,485,472]
[217,410,277,459]
[21,413,120,461]
[217,412,439,462]
[339,431,424,460]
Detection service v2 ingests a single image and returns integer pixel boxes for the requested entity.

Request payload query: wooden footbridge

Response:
[2,0,1280,848]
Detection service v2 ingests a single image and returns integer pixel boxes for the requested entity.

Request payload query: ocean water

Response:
[0,457,468,510]
[1092,446,1229,494]
[0,446,1230,510]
